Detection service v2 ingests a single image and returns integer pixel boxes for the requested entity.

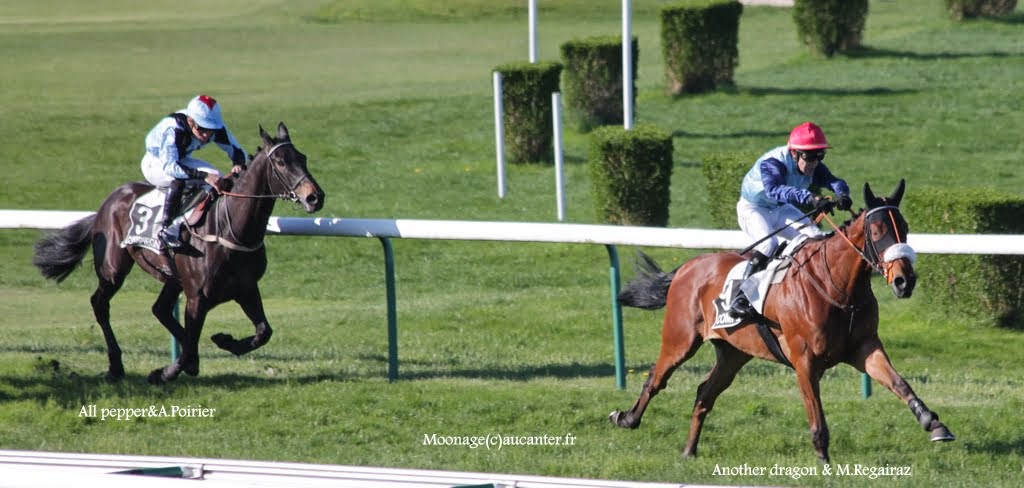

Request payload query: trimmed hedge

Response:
[560,35,638,132]
[495,61,563,164]
[660,0,742,96]
[589,125,674,226]
[793,0,869,57]
[946,0,1018,19]
[700,152,752,229]
[905,187,1024,329]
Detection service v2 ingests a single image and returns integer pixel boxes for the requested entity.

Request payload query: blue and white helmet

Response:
[185,95,224,130]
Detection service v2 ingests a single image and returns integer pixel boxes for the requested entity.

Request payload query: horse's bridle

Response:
[821,205,917,284]
[219,142,310,203]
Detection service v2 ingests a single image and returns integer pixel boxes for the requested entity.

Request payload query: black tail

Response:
[33,215,96,283]
[618,251,676,310]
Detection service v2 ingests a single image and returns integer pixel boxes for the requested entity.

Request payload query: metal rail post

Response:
[605,245,626,390]
[380,237,399,382]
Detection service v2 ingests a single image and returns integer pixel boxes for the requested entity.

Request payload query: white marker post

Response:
[493,71,506,199]
[622,0,634,130]
[553,92,566,221]
[529,0,538,63]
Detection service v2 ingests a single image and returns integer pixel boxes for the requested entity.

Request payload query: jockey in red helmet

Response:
[729,122,852,319]
[140,95,248,248]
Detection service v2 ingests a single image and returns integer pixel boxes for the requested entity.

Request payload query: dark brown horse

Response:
[33,122,324,385]
[610,180,954,463]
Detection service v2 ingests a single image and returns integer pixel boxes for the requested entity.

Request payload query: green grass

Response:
[1,0,1023,486]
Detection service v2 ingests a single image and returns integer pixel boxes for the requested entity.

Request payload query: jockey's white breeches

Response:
[140,153,221,188]
[736,198,823,257]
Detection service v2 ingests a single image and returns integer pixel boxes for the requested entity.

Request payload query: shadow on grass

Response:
[989,12,1024,24]
[844,45,1022,61]
[737,86,917,97]
[671,128,785,140]
[0,354,620,407]
[357,353,616,381]
[967,436,1024,456]
[0,346,799,409]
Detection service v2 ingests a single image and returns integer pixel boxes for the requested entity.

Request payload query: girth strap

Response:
[754,319,794,369]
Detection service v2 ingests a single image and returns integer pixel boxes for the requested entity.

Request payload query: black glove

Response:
[836,195,853,212]
[812,196,834,215]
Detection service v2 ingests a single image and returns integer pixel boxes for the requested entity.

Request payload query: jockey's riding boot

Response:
[728,250,770,319]
[159,179,186,248]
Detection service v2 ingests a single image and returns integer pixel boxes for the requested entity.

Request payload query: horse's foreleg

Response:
[609,319,703,430]
[211,291,272,356]
[793,351,830,464]
[151,282,185,344]
[148,300,208,384]
[853,338,955,442]
[682,341,751,458]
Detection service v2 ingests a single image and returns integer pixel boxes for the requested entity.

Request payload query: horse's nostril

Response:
[893,276,905,289]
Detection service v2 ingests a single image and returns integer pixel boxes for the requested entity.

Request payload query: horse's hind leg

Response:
[852,337,955,442]
[90,239,134,382]
[682,340,751,458]
[609,312,703,430]
[211,287,273,356]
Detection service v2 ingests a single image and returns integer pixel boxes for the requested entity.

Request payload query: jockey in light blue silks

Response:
[729,122,853,319]
[140,95,248,248]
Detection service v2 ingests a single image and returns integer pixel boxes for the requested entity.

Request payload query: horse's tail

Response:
[33,215,96,283]
[618,251,676,310]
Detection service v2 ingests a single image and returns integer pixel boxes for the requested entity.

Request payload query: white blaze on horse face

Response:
[883,243,917,265]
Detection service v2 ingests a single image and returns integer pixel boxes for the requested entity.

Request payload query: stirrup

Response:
[159,227,183,248]
[728,294,756,319]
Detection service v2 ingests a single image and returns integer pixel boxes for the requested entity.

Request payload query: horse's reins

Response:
[192,142,307,252]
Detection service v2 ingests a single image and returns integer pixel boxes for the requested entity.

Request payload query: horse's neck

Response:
[818,216,873,297]
[217,158,276,240]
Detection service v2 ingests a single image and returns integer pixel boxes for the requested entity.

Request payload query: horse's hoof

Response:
[211,333,233,350]
[608,410,638,429]
[930,425,956,442]
[147,368,167,385]
[183,364,199,377]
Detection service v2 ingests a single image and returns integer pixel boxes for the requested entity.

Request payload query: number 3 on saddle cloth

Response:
[711,235,810,329]
[121,186,214,252]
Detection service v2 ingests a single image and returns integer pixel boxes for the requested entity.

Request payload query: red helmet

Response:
[788,122,831,150]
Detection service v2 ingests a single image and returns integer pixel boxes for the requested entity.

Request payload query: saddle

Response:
[711,236,810,330]
[120,185,215,252]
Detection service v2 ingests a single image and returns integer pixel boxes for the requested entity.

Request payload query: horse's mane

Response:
[827,208,866,236]
[796,208,866,253]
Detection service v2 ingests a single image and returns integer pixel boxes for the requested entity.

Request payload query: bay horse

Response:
[609,179,954,463]
[33,122,324,385]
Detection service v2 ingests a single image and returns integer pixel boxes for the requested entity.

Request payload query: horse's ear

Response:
[277,122,290,141]
[863,182,878,208]
[259,124,272,145]
[889,178,906,206]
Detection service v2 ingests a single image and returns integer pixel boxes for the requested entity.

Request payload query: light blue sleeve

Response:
[214,126,248,166]
[156,127,192,179]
